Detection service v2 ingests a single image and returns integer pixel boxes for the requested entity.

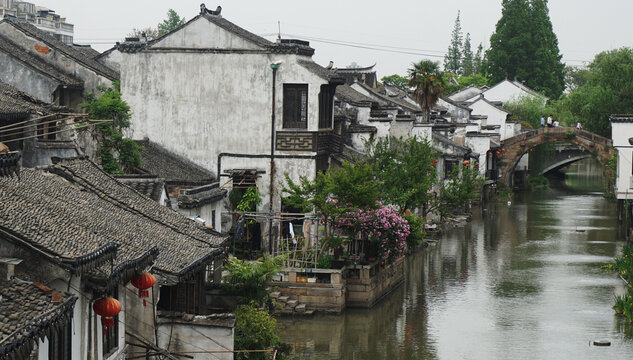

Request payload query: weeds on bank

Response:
[604,245,633,322]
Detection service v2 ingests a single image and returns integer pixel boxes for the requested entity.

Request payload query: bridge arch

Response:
[499,127,614,188]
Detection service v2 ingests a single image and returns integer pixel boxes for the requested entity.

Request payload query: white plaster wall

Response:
[122,51,325,176]
[464,136,491,176]
[389,121,414,139]
[98,49,122,72]
[179,201,223,231]
[410,124,432,142]
[369,120,391,140]
[157,322,234,360]
[469,100,509,140]
[153,16,264,50]
[0,51,59,102]
[480,80,542,104]
[612,122,633,199]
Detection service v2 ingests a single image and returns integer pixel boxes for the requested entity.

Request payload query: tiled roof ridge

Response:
[1,19,119,81]
[355,82,420,113]
[49,157,224,243]
[0,224,118,274]
[91,246,159,295]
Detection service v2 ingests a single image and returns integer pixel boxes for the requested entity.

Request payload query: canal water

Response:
[278,159,633,359]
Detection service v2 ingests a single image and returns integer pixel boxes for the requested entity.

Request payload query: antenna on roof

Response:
[277,21,281,41]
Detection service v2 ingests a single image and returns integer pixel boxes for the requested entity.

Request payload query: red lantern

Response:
[463,160,470,166]
[93,297,121,334]
[131,273,156,307]
[495,151,500,156]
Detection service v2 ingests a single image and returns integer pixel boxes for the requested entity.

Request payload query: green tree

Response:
[234,303,282,360]
[485,0,564,99]
[444,73,490,95]
[558,47,633,136]
[444,11,463,75]
[438,166,483,217]
[462,33,474,76]
[564,65,590,91]
[282,162,380,254]
[366,136,438,213]
[380,74,409,90]
[222,254,284,306]
[81,82,142,173]
[157,9,185,36]
[408,60,447,123]
[473,43,484,74]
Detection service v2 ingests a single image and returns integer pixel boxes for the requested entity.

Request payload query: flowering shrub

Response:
[335,205,409,264]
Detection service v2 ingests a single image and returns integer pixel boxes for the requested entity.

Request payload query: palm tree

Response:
[408,60,447,123]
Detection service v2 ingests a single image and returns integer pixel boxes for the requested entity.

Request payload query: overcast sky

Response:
[39,0,633,78]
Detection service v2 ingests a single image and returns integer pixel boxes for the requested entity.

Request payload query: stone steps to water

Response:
[271,293,312,316]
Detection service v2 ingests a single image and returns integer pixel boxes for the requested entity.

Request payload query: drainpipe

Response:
[269,63,279,254]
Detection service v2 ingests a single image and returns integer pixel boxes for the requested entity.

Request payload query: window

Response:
[49,320,71,360]
[283,84,308,129]
[318,85,335,129]
[158,271,204,314]
[444,160,457,179]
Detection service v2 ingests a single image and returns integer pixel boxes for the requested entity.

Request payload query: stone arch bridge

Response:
[499,127,614,188]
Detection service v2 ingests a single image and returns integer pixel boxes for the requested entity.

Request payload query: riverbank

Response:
[278,191,633,359]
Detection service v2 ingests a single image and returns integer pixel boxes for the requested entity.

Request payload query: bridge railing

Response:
[502,127,612,147]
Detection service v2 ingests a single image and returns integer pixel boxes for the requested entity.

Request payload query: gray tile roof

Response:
[355,82,420,113]
[610,114,633,123]
[0,80,66,118]
[113,174,166,202]
[2,19,119,81]
[0,158,226,286]
[135,140,215,182]
[335,84,380,107]
[72,44,101,59]
[297,60,345,83]
[179,183,227,209]
[0,35,83,88]
[0,279,77,359]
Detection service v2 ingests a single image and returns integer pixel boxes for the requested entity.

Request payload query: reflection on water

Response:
[278,166,633,359]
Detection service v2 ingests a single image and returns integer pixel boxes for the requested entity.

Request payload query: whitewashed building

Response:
[105,6,346,247]
[611,115,633,200]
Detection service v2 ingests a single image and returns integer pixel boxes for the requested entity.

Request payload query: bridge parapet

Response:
[498,127,614,188]
[502,127,612,148]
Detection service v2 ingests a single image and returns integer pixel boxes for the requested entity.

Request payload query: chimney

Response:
[0,257,23,280]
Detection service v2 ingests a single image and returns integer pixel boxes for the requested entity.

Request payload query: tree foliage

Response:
[81,82,142,173]
[282,162,380,253]
[438,166,483,217]
[557,47,633,136]
[157,9,185,36]
[461,33,474,76]
[444,11,463,75]
[485,0,564,99]
[222,254,285,306]
[408,60,447,123]
[366,136,438,213]
[234,303,281,360]
[380,74,409,90]
[444,73,491,95]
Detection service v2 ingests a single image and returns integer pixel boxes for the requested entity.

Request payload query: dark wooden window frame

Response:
[49,319,72,360]
[283,84,308,129]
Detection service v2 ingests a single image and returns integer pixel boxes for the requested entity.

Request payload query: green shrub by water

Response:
[605,244,633,322]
